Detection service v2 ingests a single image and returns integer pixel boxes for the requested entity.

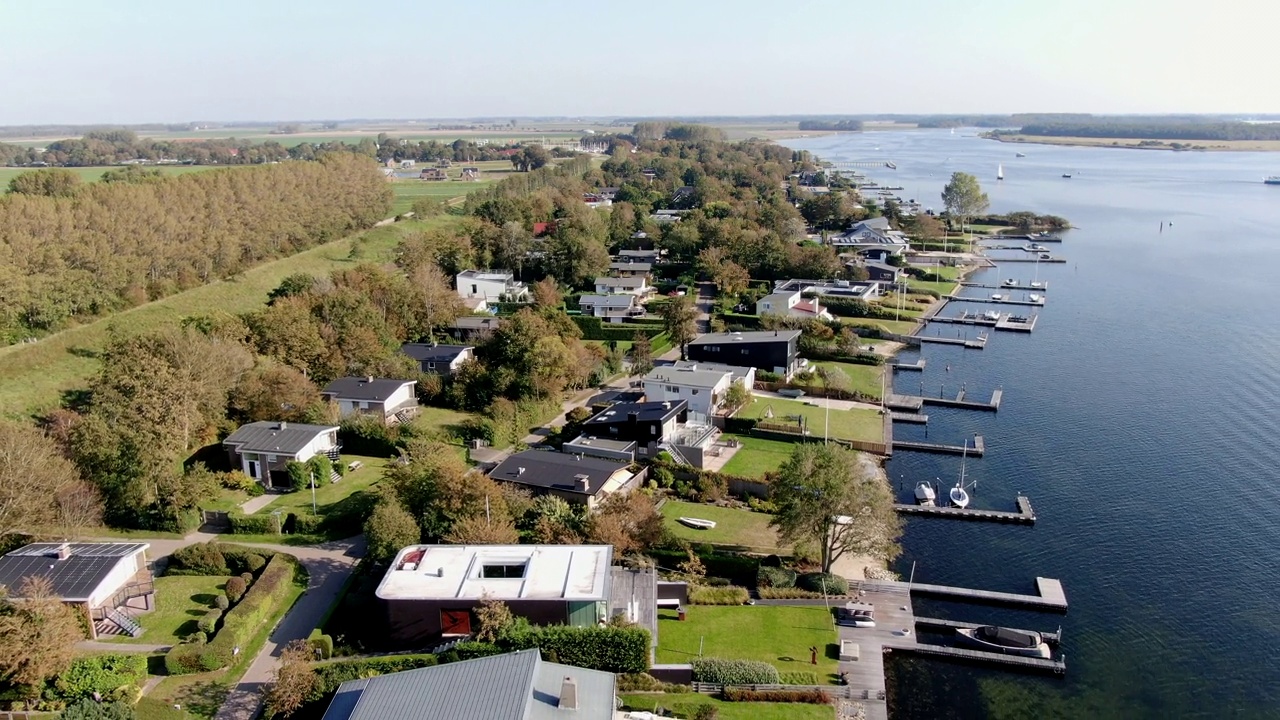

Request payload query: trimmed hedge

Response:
[312,654,439,697]
[797,572,848,595]
[308,628,334,660]
[499,625,649,673]
[721,687,830,703]
[170,542,227,575]
[756,566,797,589]
[690,657,780,685]
[163,553,303,675]
[757,587,825,600]
[228,512,281,535]
[571,315,664,341]
[687,585,749,605]
[616,673,692,693]
[451,641,505,660]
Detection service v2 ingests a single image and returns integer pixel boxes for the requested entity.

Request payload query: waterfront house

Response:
[687,330,803,379]
[488,449,640,508]
[642,366,733,422]
[756,290,833,320]
[320,377,419,425]
[400,343,473,376]
[222,421,340,488]
[774,278,882,302]
[830,217,911,255]
[0,542,153,639]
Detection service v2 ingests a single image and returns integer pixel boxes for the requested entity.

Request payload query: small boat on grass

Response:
[677,517,716,530]
[957,626,1052,658]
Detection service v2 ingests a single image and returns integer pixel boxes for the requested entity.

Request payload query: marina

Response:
[894,495,1036,524]
[989,255,1068,264]
[960,281,1050,290]
[889,389,1002,412]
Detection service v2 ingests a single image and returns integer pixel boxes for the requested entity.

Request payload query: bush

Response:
[647,548,760,587]
[213,595,230,611]
[312,654,439,697]
[162,644,204,675]
[721,687,830,703]
[183,631,207,645]
[779,671,820,685]
[197,609,221,634]
[285,460,310,491]
[245,554,267,573]
[687,585,749,605]
[308,629,334,660]
[690,657,779,685]
[49,653,147,702]
[220,546,277,575]
[58,699,136,720]
[757,587,825,600]
[453,641,504,660]
[571,315,663,341]
[797,572,848,595]
[225,576,247,603]
[692,706,719,720]
[170,542,227,575]
[615,673,691,693]
[228,512,280,535]
[498,625,649,673]
[757,566,797,589]
[241,571,254,586]
[290,513,325,535]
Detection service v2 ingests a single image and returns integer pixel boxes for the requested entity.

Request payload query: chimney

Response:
[56,543,71,561]
[558,677,578,710]
[366,375,374,383]
[574,474,590,492]
[516,467,526,476]
[278,421,287,430]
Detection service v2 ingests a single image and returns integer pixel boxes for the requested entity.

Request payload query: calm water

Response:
[785,130,1280,719]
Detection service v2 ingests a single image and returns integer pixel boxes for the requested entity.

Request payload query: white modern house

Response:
[755,290,833,320]
[576,294,641,320]
[223,421,340,488]
[642,365,733,423]
[774,278,882,302]
[455,270,530,306]
[593,276,650,296]
[321,377,419,425]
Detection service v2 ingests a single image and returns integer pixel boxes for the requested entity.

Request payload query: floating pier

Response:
[883,641,1066,674]
[892,389,1002,412]
[915,333,988,349]
[995,314,1037,332]
[960,281,1050,291]
[888,358,926,372]
[945,294,1046,307]
[913,616,1061,645]
[991,233,1063,242]
[889,412,929,424]
[892,434,985,456]
[991,256,1067,264]
[894,495,1035,524]
[902,577,1068,612]
[885,394,924,411]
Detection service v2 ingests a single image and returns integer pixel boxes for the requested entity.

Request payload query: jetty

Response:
[888,358,926,372]
[883,641,1066,674]
[991,256,1067,264]
[945,294,1045,307]
[960,281,1050,291]
[889,412,929,424]
[913,616,1061,645]
[894,495,1035,524]
[890,389,1002,412]
[914,333,988,349]
[992,233,1063,242]
[997,314,1037,332]
[892,434,985,456]
[904,577,1068,612]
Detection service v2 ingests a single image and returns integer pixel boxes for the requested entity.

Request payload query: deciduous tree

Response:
[587,492,664,554]
[261,639,318,718]
[0,577,84,694]
[941,172,990,232]
[364,498,421,562]
[0,422,82,536]
[661,294,698,360]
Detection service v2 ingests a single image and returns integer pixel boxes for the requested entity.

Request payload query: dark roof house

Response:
[489,450,638,507]
[321,649,616,720]
[0,542,153,639]
[401,344,474,374]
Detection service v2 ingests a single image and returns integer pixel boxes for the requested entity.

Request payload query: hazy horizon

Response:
[3,0,1278,125]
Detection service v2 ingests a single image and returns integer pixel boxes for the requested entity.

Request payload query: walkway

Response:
[75,640,173,654]
[239,494,277,515]
[520,376,638,446]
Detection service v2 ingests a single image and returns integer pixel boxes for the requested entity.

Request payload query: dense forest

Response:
[0,153,390,341]
[798,120,864,131]
[1006,120,1280,141]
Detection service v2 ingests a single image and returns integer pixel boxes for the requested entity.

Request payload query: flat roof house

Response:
[577,398,724,464]
[774,278,882,302]
[400,343,474,376]
[320,649,617,720]
[488,450,639,508]
[687,330,803,379]
[642,366,732,423]
[449,315,503,342]
[223,421,340,489]
[756,290,833,321]
[0,542,153,639]
[455,270,530,305]
[376,544,614,643]
[593,275,650,296]
[321,377,418,425]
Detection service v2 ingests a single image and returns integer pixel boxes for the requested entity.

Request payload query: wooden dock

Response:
[960,281,1050,291]
[890,412,929,424]
[903,577,1068,612]
[913,616,1061,645]
[927,313,999,327]
[888,358,926,372]
[884,641,1066,674]
[995,314,1037,332]
[922,388,1002,411]
[885,394,924,411]
[946,294,1046,308]
[990,256,1067,264]
[915,333,988,349]
[892,434,984,456]
[894,495,1035,524]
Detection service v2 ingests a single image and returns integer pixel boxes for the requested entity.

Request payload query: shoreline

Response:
[983,133,1280,153]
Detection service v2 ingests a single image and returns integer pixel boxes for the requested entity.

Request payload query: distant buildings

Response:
[830,217,910,255]
[773,278,882,302]
[755,290,833,321]
[400,343,473,376]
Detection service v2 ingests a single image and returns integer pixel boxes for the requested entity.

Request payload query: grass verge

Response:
[661,499,781,553]
[619,694,835,720]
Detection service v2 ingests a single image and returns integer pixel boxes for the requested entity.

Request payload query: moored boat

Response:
[949,483,970,509]
[983,310,1001,321]
[1265,176,1280,185]
[957,626,1052,658]
[991,293,1005,301]
[1028,293,1043,303]
[915,482,936,506]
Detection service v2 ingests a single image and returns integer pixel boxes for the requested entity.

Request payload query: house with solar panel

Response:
[0,542,153,638]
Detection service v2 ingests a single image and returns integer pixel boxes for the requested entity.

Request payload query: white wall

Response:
[642,376,730,418]
[87,549,146,607]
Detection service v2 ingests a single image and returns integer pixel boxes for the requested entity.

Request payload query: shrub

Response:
[285,460,310,491]
[228,512,280,535]
[692,706,719,720]
[721,687,830,703]
[453,641,504,660]
[225,576,247,603]
[290,513,325,535]
[687,585,749,605]
[498,625,649,673]
[197,609,222,634]
[797,572,848,595]
[59,699,136,720]
[757,566,797,589]
[163,644,204,675]
[245,554,267,573]
[616,673,692,693]
[171,542,227,575]
[241,571,254,586]
[690,657,779,685]
[779,671,820,685]
[213,596,230,611]
[220,546,277,574]
[49,653,147,702]
[312,654,439,697]
[757,587,825,600]
[308,629,334,660]
[183,631,207,645]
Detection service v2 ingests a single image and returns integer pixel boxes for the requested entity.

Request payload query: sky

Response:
[1,0,1278,125]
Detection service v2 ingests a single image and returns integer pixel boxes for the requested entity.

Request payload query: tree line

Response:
[0,153,391,342]
[1007,120,1280,141]
[797,120,863,131]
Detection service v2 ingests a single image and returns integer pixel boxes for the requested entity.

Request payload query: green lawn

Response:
[0,216,462,419]
[0,165,233,188]
[719,434,798,478]
[661,499,782,552]
[389,179,495,214]
[248,454,388,520]
[619,694,834,720]
[810,361,885,400]
[104,576,229,645]
[656,605,841,683]
[839,317,920,337]
[738,396,884,445]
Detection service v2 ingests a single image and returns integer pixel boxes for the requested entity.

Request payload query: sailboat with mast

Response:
[950,439,971,508]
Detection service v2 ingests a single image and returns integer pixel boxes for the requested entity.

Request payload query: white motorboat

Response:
[997,163,1004,181]
[991,293,1005,301]
[677,517,716,530]
[983,310,1001,321]
[1028,293,1043,303]
[949,483,970,509]
[1016,152,1027,158]
[1005,278,1019,286]
[914,482,936,507]
[957,626,1052,659]
[1030,281,1044,289]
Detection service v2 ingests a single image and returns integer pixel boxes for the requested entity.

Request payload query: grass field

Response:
[619,694,834,720]
[811,361,885,400]
[104,575,229,645]
[718,434,798,478]
[0,165,233,188]
[738,395,884,445]
[655,605,840,683]
[390,179,494,214]
[0,215,461,419]
[661,499,782,552]
[839,317,920,336]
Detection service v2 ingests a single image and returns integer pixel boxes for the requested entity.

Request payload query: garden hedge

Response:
[690,657,779,685]
[571,315,664,341]
[756,566,797,589]
[721,687,830,703]
[687,585,749,605]
[499,625,649,673]
[797,572,848,595]
[228,512,281,535]
[312,654,440,697]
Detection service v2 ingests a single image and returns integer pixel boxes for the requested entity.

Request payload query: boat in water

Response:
[997,164,1004,181]
[677,517,716,530]
[983,310,1001,321]
[1030,281,1045,289]
[1006,278,1019,286]
[956,626,1052,658]
[1028,293,1043,303]
[1266,176,1280,185]
[991,293,1005,301]
[1061,173,1072,179]
[1016,152,1027,158]
[915,482,936,507]
[950,483,970,508]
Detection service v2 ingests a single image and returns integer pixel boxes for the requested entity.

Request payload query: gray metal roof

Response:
[401,343,472,364]
[585,400,686,425]
[453,316,503,329]
[0,543,148,601]
[321,377,415,402]
[578,294,635,308]
[321,649,616,720]
[688,330,801,344]
[594,276,647,288]
[222,421,338,455]
[608,262,652,272]
[489,449,629,496]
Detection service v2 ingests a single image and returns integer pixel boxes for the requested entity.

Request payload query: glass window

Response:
[481,563,526,579]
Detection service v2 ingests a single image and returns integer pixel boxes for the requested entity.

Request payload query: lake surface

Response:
[784,130,1280,719]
